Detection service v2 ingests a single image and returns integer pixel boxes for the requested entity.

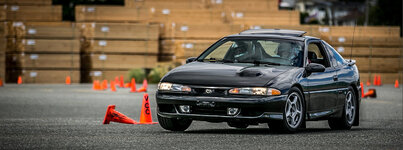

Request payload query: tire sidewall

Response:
[343,87,356,128]
[283,87,305,132]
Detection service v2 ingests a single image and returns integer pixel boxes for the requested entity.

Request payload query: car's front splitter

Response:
[156,93,287,122]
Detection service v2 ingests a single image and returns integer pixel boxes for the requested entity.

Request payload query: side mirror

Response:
[186,57,197,64]
[305,63,325,73]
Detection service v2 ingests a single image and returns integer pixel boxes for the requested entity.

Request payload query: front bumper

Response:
[156,93,287,122]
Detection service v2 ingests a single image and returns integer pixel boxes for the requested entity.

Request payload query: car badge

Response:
[205,89,213,94]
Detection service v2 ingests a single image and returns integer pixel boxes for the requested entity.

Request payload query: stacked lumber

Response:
[75,5,150,23]
[125,0,206,9]
[78,22,159,82]
[0,22,5,80]
[0,0,52,5]
[205,0,278,11]
[4,5,61,21]
[242,25,403,84]
[227,10,300,25]
[159,39,216,62]
[6,22,80,83]
[159,23,245,62]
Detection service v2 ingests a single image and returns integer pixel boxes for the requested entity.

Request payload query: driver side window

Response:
[307,42,330,68]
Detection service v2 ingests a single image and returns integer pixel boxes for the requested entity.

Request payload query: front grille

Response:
[176,105,227,115]
[193,88,227,97]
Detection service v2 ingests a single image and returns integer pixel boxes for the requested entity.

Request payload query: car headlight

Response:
[158,82,191,92]
[228,87,281,96]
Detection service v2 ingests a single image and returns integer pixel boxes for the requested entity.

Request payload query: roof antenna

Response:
[349,20,357,62]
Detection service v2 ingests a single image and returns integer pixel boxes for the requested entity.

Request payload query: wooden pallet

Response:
[5,5,62,21]
[6,53,80,69]
[75,5,150,22]
[228,10,300,25]
[337,47,402,57]
[160,39,215,57]
[0,53,4,79]
[82,39,158,54]
[150,9,226,24]
[205,0,278,11]
[6,69,80,83]
[125,0,206,9]
[324,37,403,47]
[353,57,402,73]
[161,23,246,39]
[7,22,79,39]
[79,22,159,40]
[0,0,52,5]
[0,5,5,21]
[81,54,157,69]
[7,38,80,53]
[81,69,129,83]
[0,37,5,52]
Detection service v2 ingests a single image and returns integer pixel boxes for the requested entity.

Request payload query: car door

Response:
[323,41,351,108]
[306,40,339,117]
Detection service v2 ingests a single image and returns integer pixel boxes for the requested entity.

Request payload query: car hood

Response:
[161,62,296,87]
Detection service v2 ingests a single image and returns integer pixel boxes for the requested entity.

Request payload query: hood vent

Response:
[237,69,263,77]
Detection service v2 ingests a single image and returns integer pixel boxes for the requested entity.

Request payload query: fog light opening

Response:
[227,108,240,116]
[179,105,190,113]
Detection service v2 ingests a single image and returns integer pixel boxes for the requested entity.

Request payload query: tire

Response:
[157,114,192,131]
[227,122,249,129]
[328,86,356,130]
[268,87,305,133]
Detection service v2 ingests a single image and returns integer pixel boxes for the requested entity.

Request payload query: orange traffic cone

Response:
[103,105,137,124]
[124,82,131,88]
[17,76,22,84]
[377,75,382,86]
[111,81,117,92]
[137,87,146,92]
[143,79,148,89]
[119,75,124,88]
[363,89,377,98]
[395,80,399,88]
[102,80,108,90]
[373,75,378,86]
[94,80,101,90]
[115,76,119,85]
[360,82,364,98]
[366,80,371,86]
[130,78,136,93]
[0,78,3,87]
[137,79,148,92]
[65,76,71,85]
[139,93,158,124]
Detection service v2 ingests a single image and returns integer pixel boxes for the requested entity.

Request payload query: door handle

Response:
[333,75,338,81]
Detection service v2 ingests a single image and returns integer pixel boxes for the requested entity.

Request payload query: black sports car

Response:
[156,29,361,132]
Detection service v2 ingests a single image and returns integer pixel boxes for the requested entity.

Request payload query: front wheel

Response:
[268,87,305,133]
[158,114,192,131]
[328,87,356,130]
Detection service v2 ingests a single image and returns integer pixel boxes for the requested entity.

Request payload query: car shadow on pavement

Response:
[181,127,375,135]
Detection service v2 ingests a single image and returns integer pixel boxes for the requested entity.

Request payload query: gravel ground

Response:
[0,84,402,149]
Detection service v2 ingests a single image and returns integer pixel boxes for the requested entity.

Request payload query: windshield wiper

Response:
[239,60,281,66]
[201,57,219,62]
[220,59,234,63]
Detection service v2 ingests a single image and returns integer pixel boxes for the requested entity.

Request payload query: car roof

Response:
[226,29,320,41]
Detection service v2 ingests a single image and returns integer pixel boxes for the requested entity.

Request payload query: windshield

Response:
[198,38,304,67]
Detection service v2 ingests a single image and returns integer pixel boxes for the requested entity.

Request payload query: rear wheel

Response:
[328,87,356,130]
[268,87,305,133]
[227,122,249,129]
[157,114,192,131]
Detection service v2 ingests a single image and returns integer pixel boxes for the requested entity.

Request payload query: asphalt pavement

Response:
[0,84,402,149]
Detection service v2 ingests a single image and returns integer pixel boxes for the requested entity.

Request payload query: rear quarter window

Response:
[324,41,346,66]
